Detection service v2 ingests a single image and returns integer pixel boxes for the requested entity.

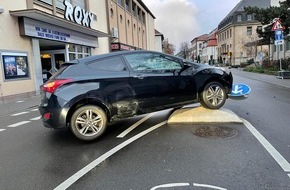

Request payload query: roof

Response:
[218,0,271,29]
[155,29,164,41]
[191,34,208,43]
[138,0,156,19]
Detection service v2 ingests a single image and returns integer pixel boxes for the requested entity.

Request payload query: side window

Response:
[86,56,126,71]
[124,53,182,72]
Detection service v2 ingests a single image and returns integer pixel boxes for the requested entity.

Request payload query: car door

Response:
[123,52,194,111]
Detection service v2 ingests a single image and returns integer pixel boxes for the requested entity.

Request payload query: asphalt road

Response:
[0,69,290,190]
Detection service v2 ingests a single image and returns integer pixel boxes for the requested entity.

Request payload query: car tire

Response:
[70,105,107,141]
[200,81,226,109]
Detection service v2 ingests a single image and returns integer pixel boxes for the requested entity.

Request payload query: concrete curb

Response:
[167,107,243,124]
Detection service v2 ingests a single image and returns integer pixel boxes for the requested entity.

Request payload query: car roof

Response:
[67,50,182,64]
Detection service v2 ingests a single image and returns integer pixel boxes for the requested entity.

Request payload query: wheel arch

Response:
[66,98,111,127]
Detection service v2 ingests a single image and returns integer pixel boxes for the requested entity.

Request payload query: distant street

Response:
[0,69,290,190]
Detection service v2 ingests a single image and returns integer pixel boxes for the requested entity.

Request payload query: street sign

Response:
[275,30,284,40]
[272,19,285,31]
[230,84,251,97]
[275,39,284,45]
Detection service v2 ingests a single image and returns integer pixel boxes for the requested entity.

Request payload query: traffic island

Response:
[167,107,243,124]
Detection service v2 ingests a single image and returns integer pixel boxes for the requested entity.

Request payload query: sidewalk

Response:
[0,95,41,116]
[0,69,289,116]
[230,68,290,89]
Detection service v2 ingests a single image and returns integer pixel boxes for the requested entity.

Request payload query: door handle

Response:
[133,75,145,79]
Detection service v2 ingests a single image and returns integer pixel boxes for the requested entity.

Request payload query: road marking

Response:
[7,121,31,128]
[0,129,6,132]
[11,112,29,116]
[243,119,290,173]
[117,113,153,138]
[151,183,190,189]
[30,116,41,121]
[16,101,24,103]
[54,121,167,190]
[288,174,290,179]
[193,183,227,190]
[30,108,39,112]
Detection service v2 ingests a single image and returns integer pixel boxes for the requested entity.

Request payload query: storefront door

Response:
[41,50,65,81]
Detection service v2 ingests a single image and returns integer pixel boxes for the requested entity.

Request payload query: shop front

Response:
[0,0,110,102]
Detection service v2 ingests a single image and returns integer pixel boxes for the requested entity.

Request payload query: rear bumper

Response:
[38,95,68,129]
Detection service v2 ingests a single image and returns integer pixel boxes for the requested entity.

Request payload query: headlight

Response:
[219,67,231,74]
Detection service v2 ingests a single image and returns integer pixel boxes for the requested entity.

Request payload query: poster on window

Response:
[2,52,29,80]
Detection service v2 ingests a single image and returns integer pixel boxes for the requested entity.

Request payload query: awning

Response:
[10,9,110,38]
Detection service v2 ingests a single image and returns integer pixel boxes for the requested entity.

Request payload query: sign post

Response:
[272,19,285,71]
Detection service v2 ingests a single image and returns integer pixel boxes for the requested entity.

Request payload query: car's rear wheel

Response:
[70,105,107,141]
[200,81,226,109]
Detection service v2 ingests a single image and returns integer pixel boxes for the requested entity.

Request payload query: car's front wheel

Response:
[70,105,107,141]
[200,81,226,109]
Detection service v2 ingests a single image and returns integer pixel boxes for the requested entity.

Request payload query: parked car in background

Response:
[39,50,233,141]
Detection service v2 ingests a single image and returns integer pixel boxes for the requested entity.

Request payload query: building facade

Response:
[201,28,218,64]
[190,34,208,62]
[216,0,274,65]
[0,0,155,102]
[108,0,155,51]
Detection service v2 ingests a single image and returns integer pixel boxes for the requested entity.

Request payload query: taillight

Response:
[41,79,74,93]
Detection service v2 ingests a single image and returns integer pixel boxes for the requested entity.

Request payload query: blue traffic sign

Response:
[275,30,284,40]
[230,84,251,96]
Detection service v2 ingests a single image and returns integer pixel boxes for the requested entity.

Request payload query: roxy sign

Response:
[64,1,94,28]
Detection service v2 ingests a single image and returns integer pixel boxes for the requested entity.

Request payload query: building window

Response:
[247,14,252,21]
[127,20,130,28]
[36,0,86,10]
[125,0,130,12]
[237,14,242,22]
[132,2,137,17]
[68,44,91,61]
[118,0,123,7]
[247,27,252,36]
[120,14,123,23]
[230,29,232,38]
[142,12,146,24]
[110,8,114,19]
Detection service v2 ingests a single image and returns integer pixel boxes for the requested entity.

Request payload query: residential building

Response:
[0,0,155,102]
[190,34,208,62]
[201,28,218,64]
[216,0,281,65]
[154,29,164,52]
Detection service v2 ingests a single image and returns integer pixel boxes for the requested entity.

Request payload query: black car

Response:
[39,50,233,141]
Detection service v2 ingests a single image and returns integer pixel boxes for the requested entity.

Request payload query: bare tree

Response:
[179,42,190,59]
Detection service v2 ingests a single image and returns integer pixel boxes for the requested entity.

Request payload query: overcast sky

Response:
[143,0,240,52]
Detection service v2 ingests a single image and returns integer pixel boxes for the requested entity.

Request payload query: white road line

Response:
[117,113,154,138]
[54,121,167,190]
[11,112,29,116]
[30,108,39,112]
[7,121,31,128]
[16,101,24,103]
[30,116,41,121]
[151,183,190,190]
[288,174,290,179]
[193,183,227,190]
[0,129,6,132]
[243,119,290,173]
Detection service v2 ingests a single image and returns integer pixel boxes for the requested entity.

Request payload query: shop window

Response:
[68,44,91,61]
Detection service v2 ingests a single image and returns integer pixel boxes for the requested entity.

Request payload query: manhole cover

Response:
[192,126,238,139]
